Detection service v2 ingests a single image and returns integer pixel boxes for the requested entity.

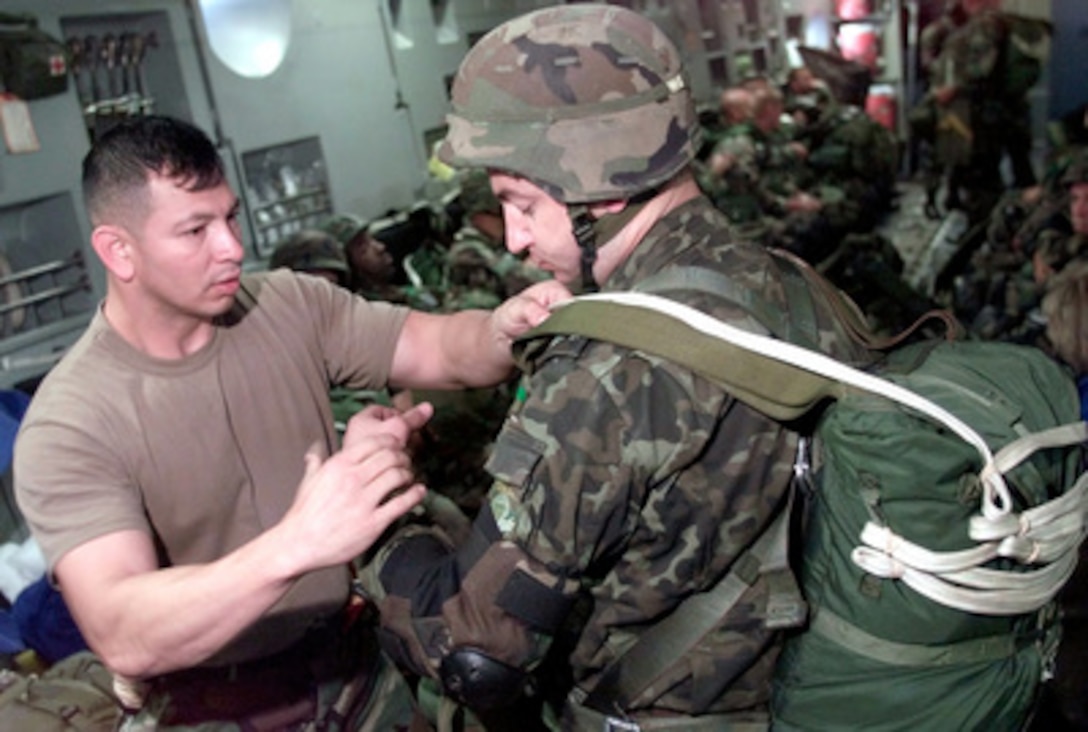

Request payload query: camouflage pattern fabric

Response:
[708,122,806,222]
[320,213,370,251]
[366,197,871,722]
[705,121,845,264]
[804,105,898,224]
[269,230,350,283]
[437,4,699,204]
[962,233,1087,344]
[442,229,546,312]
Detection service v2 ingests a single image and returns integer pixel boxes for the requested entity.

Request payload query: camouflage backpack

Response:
[519,257,1087,731]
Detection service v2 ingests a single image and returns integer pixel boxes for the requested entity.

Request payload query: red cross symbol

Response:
[49,54,67,76]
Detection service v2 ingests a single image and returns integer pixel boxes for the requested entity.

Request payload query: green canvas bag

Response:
[0,12,69,100]
[518,280,1087,731]
[0,653,123,731]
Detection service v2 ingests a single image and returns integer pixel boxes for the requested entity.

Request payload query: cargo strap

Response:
[807,607,1047,667]
[520,291,1088,618]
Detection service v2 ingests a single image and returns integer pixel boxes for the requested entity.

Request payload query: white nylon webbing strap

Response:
[556,293,1088,616]
[562,293,1011,516]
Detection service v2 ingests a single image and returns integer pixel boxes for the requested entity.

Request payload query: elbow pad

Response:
[439,646,533,710]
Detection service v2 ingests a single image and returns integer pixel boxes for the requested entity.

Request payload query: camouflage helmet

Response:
[437,4,698,204]
[320,213,370,248]
[269,229,349,281]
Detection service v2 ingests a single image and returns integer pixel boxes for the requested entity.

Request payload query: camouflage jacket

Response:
[365,196,869,720]
[709,122,805,221]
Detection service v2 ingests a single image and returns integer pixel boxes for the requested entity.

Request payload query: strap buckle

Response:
[604,717,641,732]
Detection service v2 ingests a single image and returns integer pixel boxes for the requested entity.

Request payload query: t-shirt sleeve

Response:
[15,402,149,575]
[279,271,410,390]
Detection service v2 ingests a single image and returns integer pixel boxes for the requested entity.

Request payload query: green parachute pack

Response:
[517,256,1087,731]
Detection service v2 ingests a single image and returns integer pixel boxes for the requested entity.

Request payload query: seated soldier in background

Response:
[320,212,439,308]
[1042,259,1088,418]
[707,87,819,239]
[1039,259,1088,730]
[710,85,865,264]
[269,228,350,287]
[701,86,756,198]
[783,65,836,130]
[960,157,1088,343]
[986,145,1086,257]
[800,101,900,232]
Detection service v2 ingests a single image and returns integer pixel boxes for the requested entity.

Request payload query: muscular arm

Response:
[56,430,424,679]
[389,279,569,390]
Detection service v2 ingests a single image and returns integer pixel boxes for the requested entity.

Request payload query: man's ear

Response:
[90,225,136,281]
[587,199,627,218]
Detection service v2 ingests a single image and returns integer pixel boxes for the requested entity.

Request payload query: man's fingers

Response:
[372,483,427,522]
[400,401,434,432]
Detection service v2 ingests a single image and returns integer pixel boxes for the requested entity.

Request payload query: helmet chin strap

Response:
[569,205,599,294]
[567,189,658,294]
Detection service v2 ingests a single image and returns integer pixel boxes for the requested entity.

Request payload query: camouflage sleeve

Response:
[718,134,761,187]
[368,334,726,682]
[715,136,788,216]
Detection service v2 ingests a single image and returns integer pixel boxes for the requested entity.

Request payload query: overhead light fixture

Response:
[198,0,291,78]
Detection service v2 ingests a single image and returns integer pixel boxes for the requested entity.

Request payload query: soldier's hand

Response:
[343,402,434,450]
[282,436,425,571]
[489,279,572,346]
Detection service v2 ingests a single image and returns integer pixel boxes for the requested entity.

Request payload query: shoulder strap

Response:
[582,488,802,716]
[522,291,840,421]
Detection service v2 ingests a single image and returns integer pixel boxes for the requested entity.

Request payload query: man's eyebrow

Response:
[172,197,241,230]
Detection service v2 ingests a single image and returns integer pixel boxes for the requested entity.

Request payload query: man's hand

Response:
[488,279,572,348]
[282,434,425,572]
[343,402,434,449]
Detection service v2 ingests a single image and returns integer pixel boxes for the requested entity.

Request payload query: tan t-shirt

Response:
[14,270,409,664]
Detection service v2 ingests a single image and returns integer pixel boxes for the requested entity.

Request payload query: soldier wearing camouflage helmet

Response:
[269,229,350,287]
[362,5,871,730]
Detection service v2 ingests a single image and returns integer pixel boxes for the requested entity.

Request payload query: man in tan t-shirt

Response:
[13,114,569,729]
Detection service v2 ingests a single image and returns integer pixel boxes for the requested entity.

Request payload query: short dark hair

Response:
[82,115,226,225]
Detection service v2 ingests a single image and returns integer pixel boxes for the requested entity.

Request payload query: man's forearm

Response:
[439,309,516,388]
[69,525,303,679]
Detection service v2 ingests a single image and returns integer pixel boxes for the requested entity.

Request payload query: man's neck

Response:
[593,173,701,285]
[102,294,217,360]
